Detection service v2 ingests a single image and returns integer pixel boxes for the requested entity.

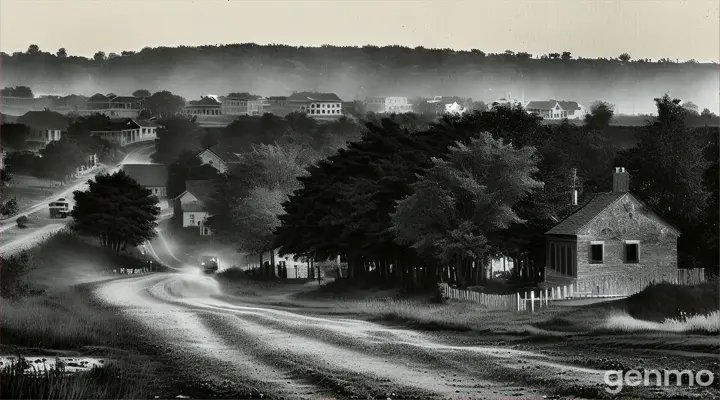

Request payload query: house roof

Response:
[110,96,140,103]
[287,91,342,102]
[133,119,158,128]
[197,144,241,164]
[122,163,167,188]
[91,118,141,132]
[185,180,217,204]
[16,110,70,130]
[188,97,222,107]
[225,93,263,100]
[525,100,581,111]
[267,96,288,101]
[545,192,680,236]
[88,93,109,102]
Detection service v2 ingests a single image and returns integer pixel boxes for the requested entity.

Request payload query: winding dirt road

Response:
[94,272,611,399]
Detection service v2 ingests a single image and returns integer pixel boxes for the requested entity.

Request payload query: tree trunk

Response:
[270,249,277,278]
[258,253,264,276]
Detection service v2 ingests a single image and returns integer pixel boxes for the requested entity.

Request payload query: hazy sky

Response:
[1,0,718,62]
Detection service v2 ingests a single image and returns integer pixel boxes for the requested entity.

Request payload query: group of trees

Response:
[188,94,717,287]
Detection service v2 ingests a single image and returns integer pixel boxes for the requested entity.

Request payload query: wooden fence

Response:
[438,268,707,312]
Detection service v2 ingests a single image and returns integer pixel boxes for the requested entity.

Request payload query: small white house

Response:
[172,180,217,235]
[196,145,241,174]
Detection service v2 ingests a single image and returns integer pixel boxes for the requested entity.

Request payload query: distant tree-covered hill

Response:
[2,44,718,115]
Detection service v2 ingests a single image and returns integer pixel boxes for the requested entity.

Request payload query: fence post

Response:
[516,293,521,312]
[530,291,535,313]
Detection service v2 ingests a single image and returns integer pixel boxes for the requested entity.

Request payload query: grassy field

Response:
[0,231,174,399]
[2,175,66,212]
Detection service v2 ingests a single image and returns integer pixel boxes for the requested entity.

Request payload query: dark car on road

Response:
[199,256,219,274]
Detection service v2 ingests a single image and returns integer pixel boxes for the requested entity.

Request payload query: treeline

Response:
[2,44,717,114]
[185,96,716,288]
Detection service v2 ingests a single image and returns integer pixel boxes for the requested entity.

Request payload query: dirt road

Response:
[94,272,616,399]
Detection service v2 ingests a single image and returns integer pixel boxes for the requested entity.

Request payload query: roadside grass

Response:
[0,230,165,399]
[2,175,62,211]
[1,356,150,400]
[603,310,720,334]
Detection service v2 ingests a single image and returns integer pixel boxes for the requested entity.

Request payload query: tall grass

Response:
[604,310,720,334]
[1,356,148,400]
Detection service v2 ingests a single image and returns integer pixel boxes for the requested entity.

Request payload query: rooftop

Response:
[287,91,342,103]
[122,163,167,188]
[17,110,70,130]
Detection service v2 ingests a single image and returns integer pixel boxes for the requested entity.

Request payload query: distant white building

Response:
[524,100,588,120]
[287,92,344,120]
[365,96,413,114]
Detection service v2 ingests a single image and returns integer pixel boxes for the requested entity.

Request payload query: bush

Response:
[623,282,719,321]
[2,197,19,217]
[16,214,28,227]
[0,252,43,299]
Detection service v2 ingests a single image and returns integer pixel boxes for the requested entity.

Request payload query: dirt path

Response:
[94,272,635,399]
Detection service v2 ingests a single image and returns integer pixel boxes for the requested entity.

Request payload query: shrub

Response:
[16,214,28,227]
[2,197,19,216]
[0,252,43,299]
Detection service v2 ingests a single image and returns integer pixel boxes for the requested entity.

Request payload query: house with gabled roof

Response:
[172,179,218,236]
[525,100,587,120]
[122,163,168,197]
[287,91,343,120]
[544,167,682,296]
[16,110,69,151]
[196,144,241,174]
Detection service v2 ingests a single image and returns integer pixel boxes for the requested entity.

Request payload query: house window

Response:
[625,241,640,263]
[590,241,604,264]
[189,214,195,225]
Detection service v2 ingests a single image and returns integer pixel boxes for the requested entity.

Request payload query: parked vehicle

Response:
[199,255,219,274]
[49,198,70,218]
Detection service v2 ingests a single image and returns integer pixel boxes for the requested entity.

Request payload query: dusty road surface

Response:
[0,145,156,251]
[94,272,619,399]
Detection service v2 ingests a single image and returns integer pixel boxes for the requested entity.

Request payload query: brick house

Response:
[544,167,681,295]
[172,179,217,236]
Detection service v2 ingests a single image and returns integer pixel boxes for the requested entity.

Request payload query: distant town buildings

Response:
[365,96,413,114]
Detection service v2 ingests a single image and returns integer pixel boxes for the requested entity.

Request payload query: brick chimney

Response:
[612,167,630,192]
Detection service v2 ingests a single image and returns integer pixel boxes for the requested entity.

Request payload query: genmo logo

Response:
[604,369,715,394]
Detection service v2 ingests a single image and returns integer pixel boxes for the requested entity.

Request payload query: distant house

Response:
[220,93,265,116]
[196,145,241,174]
[544,167,681,296]
[488,94,524,110]
[265,96,292,116]
[287,91,343,120]
[89,118,158,146]
[182,96,223,119]
[425,96,472,115]
[85,93,111,111]
[122,163,168,197]
[107,96,144,118]
[16,110,69,151]
[172,179,217,236]
[524,100,587,120]
[365,96,413,114]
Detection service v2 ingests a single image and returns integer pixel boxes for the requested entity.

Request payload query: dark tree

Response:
[152,116,205,165]
[71,170,160,253]
[0,123,30,150]
[167,151,221,199]
[93,51,106,61]
[618,53,631,62]
[132,89,152,98]
[561,51,572,60]
[145,91,186,118]
[584,101,615,130]
[26,44,40,55]
[56,48,67,58]
[1,86,34,98]
[38,137,88,181]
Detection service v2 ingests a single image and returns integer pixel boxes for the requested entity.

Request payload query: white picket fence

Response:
[438,268,708,313]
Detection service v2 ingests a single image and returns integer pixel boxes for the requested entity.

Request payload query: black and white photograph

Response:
[0,0,718,399]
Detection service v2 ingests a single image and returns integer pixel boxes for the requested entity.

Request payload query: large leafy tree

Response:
[38,137,88,181]
[144,91,186,118]
[391,133,543,286]
[71,170,160,252]
[617,94,714,270]
[152,116,205,165]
